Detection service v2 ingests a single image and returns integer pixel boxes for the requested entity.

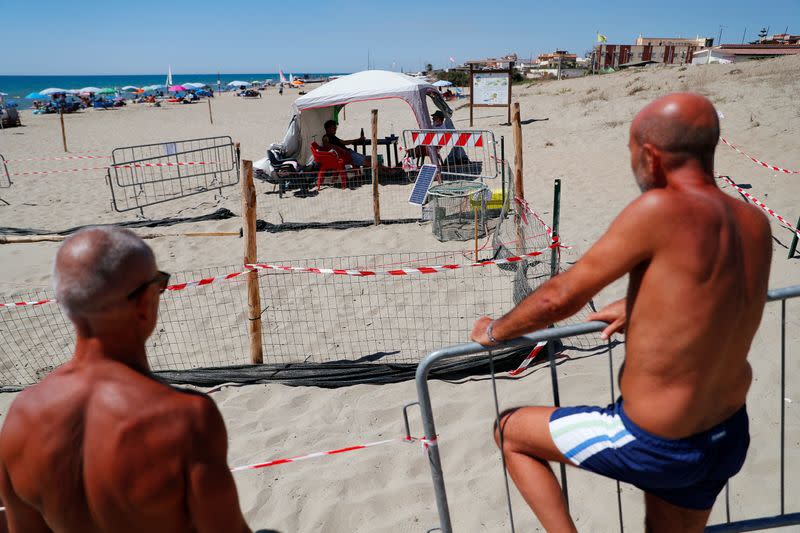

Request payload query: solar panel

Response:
[408,164,438,206]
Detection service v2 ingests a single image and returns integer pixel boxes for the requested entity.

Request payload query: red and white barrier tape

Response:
[230,436,421,472]
[5,155,110,163]
[0,271,250,309]
[111,161,220,169]
[718,175,800,238]
[246,243,560,277]
[0,298,55,309]
[1,244,561,309]
[721,138,800,175]
[508,342,547,376]
[10,161,222,177]
[10,166,108,177]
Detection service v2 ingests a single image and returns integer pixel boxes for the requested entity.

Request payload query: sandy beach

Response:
[1,56,798,531]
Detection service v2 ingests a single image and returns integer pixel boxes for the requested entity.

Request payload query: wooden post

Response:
[241,158,264,364]
[207,97,214,125]
[59,109,68,152]
[512,102,524,200]
[371,109,380,225]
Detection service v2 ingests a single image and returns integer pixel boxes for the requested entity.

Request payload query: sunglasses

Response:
[127,271,171,301]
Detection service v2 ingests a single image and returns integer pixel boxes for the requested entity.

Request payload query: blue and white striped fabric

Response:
[547,399,751,511]
[550,408,636,465]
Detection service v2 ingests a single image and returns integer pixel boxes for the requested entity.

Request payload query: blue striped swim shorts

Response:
[549,398,749,510]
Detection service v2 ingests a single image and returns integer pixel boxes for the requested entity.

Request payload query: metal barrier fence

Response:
[401,129,500,181]
[413,284,800,533]
[107,136,239,214]
[0,154,10,188]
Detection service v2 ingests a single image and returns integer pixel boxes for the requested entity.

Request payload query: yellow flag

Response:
[597,32,607,43]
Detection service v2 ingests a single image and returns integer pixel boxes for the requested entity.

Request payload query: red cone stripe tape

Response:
[410,132,483,148]
[246,244,559,277]
[721,138,800,175]
[508,342,547,376]
[719,175,800,237]
[229,437,415,472]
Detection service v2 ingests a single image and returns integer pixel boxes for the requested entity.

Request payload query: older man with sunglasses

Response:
[0,227,252,533]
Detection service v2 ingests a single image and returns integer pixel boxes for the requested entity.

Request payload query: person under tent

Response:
[320,119,370,167]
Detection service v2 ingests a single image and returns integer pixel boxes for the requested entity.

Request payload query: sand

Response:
[0,56,799,531]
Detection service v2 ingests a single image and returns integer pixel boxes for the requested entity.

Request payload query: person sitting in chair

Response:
[321,120,370,167]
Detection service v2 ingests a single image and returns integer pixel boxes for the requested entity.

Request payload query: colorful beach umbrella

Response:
[121,85,140,91]
[184,82,208,89]
[97,88,116,95]
[79,87,102,94]
[25,92,45,99]
[168,85,188,92]
[40,88,67,95]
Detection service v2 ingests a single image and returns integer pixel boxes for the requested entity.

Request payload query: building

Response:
[635,36,713,47]
[466,53,518,70]
[593,36,712,70]
[537,50,578,68]
[692,44,800,64]
[758,33,800,45]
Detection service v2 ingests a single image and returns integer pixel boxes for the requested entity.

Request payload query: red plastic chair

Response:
[310,142,348,190]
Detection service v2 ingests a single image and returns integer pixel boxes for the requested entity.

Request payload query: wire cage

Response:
[428,180,490,242]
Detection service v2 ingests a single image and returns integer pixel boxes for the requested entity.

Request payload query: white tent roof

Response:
[293,70,437,112]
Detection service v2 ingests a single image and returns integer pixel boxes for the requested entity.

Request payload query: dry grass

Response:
[627,85,647,96]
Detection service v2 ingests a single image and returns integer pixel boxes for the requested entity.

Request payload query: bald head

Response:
[54,227,155,318]
[631,93,719,168]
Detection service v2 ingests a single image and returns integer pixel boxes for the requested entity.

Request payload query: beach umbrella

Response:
[97,88,116,95]
[168,85,188,92]
[185,82,208,89]
[25,92,46,99]
[121,85,140,91]
[40,88,67,95]
[227,80,250,87]
[79,87,102,94]
[0,92,7,96]
[433,80,453,87]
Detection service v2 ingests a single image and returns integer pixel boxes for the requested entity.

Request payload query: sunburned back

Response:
[0,361,198,533]
[622,184,772,438]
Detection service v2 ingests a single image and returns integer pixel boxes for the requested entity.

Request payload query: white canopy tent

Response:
[262,70,452,170]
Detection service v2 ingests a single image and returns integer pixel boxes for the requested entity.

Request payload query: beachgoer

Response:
[278,84,283,96]
[0,227,252,533]
[321,119,370,167]
[470,93,772,532]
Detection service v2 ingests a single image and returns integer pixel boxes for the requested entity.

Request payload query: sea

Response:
[0,73,345,109]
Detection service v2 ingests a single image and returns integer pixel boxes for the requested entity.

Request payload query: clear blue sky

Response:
[4,0,799,75]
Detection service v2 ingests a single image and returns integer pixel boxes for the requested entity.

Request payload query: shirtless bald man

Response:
[0,227,252,533]
[470,93,772,532]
